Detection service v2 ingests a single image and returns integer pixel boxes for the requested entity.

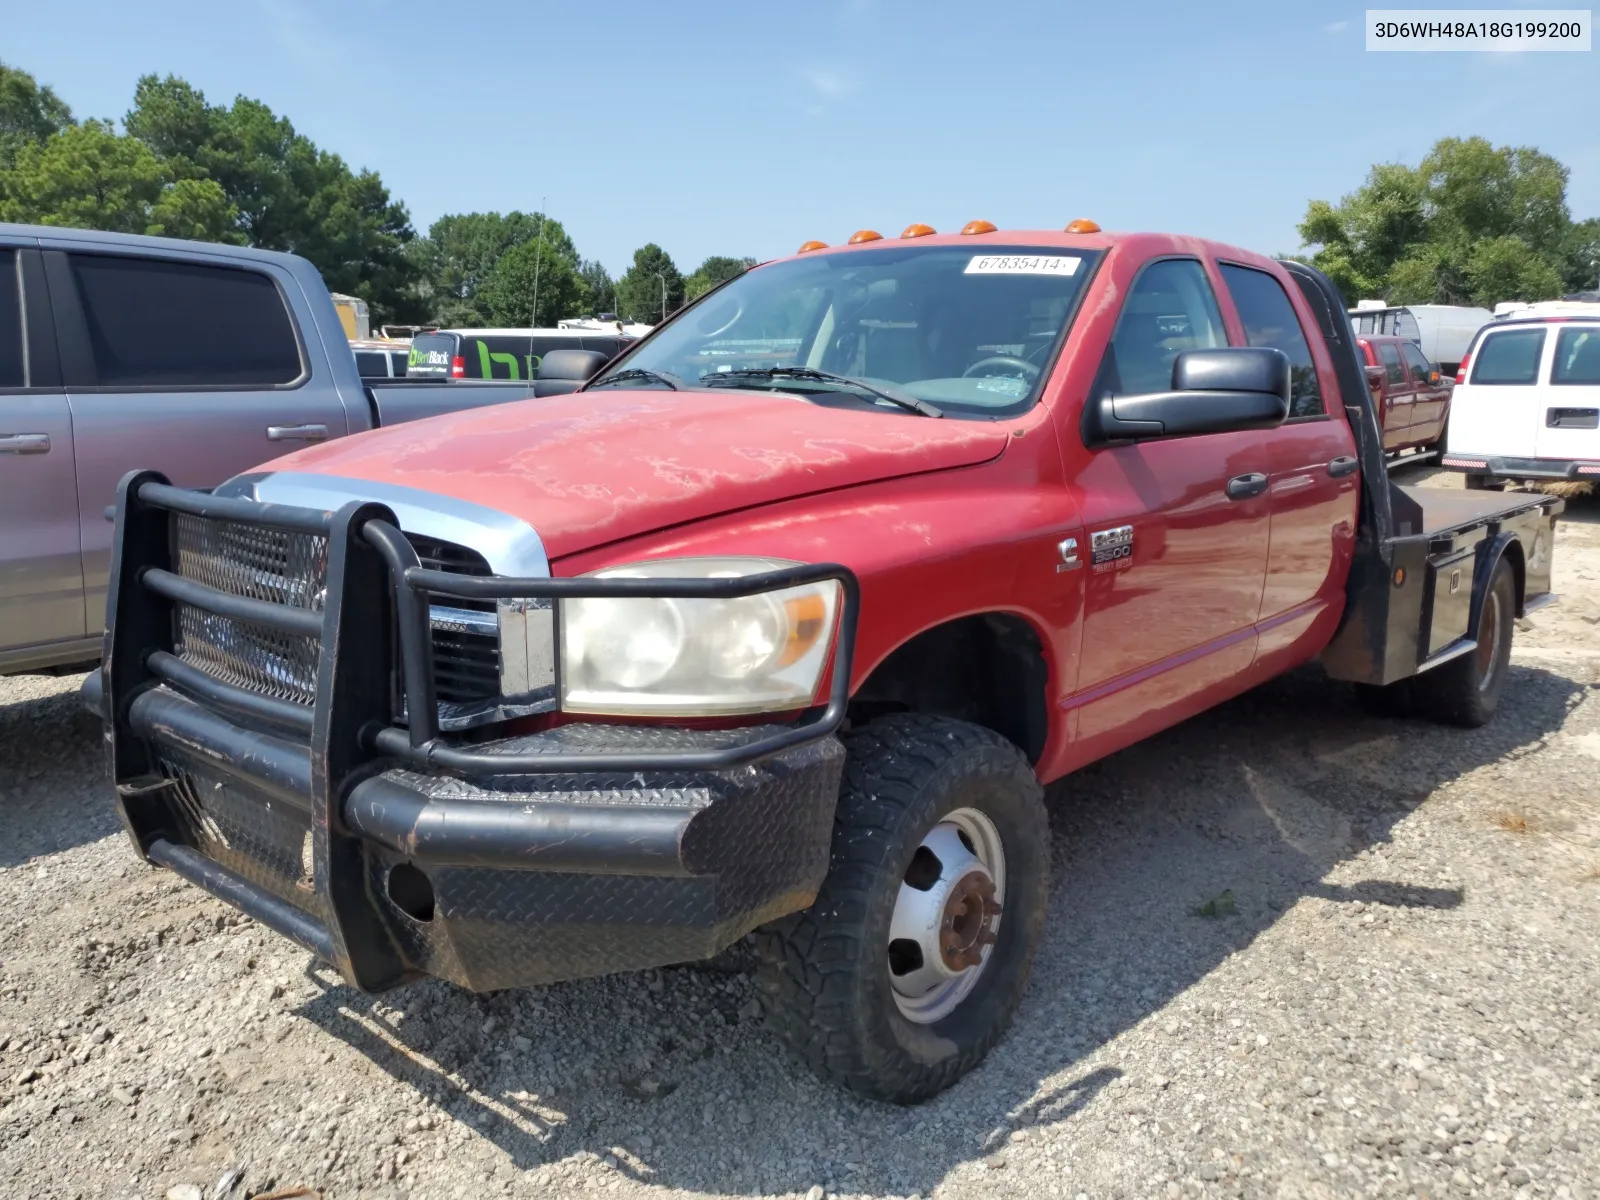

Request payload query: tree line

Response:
[0,62,753,326]
[5,63,1596,324]
[1299,137,1599,307]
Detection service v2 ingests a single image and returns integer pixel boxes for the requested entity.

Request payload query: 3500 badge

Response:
[1090,525,1134,573]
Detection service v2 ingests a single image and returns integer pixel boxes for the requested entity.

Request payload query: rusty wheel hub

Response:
[938,869,1001,971]
[888,808,1008,1024]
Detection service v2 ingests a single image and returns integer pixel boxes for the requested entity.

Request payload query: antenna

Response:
[528,199,546,390]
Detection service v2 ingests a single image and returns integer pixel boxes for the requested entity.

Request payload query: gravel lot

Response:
[2,467,1597,1200]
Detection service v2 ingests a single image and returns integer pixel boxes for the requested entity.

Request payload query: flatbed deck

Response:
[1397,484,1555,539]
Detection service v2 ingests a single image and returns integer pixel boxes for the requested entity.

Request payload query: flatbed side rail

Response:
[1320,487,1563,686]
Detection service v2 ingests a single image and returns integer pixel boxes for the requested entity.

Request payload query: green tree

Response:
[684,254,756,301]
[1299,136,1588,308]
[122,73,210,163]
[123,74,420,323]
[1463,235,1565,305]
[409,211,574,325]
[0,62,73,169]
[615,243,684,324]
[578,259,616,315]
[1560,218,1600,294]
[0,120,237,240]
[479,233,587,327]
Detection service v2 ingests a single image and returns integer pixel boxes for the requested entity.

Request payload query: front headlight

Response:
[559,557,840,716]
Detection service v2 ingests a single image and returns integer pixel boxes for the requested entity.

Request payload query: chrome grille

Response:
[409,535,500,706]
[168,516,502,719]
[172,514,326,706]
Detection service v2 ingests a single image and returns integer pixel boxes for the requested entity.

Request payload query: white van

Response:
[1441,312,1600,488]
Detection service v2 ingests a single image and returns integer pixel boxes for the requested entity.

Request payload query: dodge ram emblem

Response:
[1090,525,1134,573]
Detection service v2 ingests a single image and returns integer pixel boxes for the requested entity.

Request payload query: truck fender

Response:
[1471,531,1525,627]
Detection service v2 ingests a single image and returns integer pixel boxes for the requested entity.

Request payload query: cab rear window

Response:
[69,253,302,388]
[0,249,20,388]
[1470,329,1545,385]
[1219,263,1324,418]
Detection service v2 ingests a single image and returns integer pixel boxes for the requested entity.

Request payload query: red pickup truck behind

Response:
[1356,333,1454,452]
[90,224,1562,1103]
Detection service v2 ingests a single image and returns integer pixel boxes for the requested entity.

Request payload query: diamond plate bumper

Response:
[116,688,844,991]
[94,471,857,994]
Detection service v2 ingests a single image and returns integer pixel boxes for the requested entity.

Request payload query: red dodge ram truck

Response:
[87,223,1562,1103]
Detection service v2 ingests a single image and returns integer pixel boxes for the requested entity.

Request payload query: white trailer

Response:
[1348,302,1493,375]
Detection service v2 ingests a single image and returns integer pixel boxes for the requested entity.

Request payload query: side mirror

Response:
[1364,364,1386,396]
[1084,347,1291,447]
[535,349,610,397]
[537,349,610,382]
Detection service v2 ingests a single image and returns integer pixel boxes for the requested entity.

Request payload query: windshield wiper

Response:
[701,367,942,417]
[590,367,683,391]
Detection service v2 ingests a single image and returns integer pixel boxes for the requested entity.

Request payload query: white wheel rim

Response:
[887,807,1007,1024]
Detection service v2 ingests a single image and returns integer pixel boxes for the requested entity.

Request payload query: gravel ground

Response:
[2,467,1597,1200]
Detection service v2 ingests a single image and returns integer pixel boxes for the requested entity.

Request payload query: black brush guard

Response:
[94,470,856,993]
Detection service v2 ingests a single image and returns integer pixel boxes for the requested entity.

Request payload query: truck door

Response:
[1401,341,1447,441]
[1217,262,1360,669]
[43,247,353,636]
[1374,342,1414,448]
[0,245,87,659]
[1538,325,1600,463]
[1068,258,1271,753]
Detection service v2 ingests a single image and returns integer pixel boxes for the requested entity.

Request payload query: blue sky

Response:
[8,0,1597,276]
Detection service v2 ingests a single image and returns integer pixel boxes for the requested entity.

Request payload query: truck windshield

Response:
[592,244,1102,417]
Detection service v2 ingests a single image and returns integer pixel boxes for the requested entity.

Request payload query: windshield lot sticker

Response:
[965,255,1082,276]
[974,376,1027,396]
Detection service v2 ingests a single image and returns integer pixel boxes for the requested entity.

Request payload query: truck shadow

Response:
[0,675,116,868]
[293,658,1586,1198]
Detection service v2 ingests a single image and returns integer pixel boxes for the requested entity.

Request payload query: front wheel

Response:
[754,714,1049,1103]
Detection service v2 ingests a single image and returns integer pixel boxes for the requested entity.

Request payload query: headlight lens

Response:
[564,596,684,689]
[559,557,840,716]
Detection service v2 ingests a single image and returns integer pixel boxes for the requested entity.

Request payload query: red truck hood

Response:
[276,388,1010,559]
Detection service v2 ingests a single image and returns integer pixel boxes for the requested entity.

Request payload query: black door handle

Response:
[1328,456,1359,478]
[1225,472,1269,500]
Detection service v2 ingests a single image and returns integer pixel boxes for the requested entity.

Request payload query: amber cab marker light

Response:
[797,240,828,253]
[847,229,883,244]
[900,223,936,239]
[1064,218,1101,234]
[960,219,998,235]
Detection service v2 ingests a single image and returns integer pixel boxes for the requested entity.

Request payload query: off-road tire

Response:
[753,714,1050,1104]
[1411,557,1516,727]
